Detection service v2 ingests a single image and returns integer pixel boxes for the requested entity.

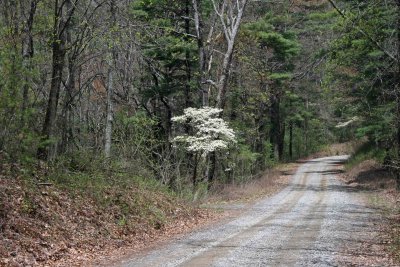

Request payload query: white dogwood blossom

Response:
[172,107,236,155]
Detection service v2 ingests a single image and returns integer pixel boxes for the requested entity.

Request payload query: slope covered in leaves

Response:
[0,154,216,266]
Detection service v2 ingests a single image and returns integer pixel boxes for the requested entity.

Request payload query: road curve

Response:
[115,156,384,267]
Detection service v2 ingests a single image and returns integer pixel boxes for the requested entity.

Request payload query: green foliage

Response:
[269,72,292,80]
[20,195,37,215]
[115,110,158,146]
[0,5,45,161]
[355,104,395,143]
[263,141,277,168]
[244,16,300,60]
[346,142,387,169]
[308,11,337,21]
[0,45,23,148]
[232,143,260,181]
[130,0,197,110]
[326,0,397,147]
[113,110,165,175]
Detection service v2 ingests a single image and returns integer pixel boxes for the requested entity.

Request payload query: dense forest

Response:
[1,0,398,188]
[0,0,399,265]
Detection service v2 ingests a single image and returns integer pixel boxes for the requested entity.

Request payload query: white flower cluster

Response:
[172,107,236,155]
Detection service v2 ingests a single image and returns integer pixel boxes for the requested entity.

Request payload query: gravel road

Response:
[115,155,388,267]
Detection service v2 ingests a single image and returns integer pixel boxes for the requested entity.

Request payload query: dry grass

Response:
[306,141,362,159]
[339,159,400,265]
[206,163,298,205]
[342,159,397,190]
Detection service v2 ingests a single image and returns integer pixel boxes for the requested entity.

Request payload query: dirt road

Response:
[115,156,389,266]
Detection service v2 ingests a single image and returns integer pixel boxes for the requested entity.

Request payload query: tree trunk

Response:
[191,0,209,106]
[37,0,67,160]
[60,0,75,154]
[105,67,114,159]
[215,41,234,109]
[289,122,293,160]
[304,97,309,156]
[60,54,75,153]
[270,92,280,161]
[207,151,216,190]
[396,0,400,190]
[21,0,37,124]
[37,42,65,160]
[184,0,192,109]
[215,0,248,110]
[104,0,116,159]
[396,91,400,190]
[278,122,285,161]
[192,153,199,188]
[207,0,248,184]
[255,107,267,168]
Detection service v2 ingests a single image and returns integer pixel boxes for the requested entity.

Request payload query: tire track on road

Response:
[181,161,328,266]
[116,156,354,267]
[181,177,309,266]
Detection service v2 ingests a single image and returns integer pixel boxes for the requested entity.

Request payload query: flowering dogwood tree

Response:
[172,107,236,156]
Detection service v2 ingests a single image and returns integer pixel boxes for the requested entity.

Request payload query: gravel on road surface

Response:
[113,155,393,267]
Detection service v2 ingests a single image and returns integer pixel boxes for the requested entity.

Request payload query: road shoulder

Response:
[93,163,299,266]
[337,159,399,266]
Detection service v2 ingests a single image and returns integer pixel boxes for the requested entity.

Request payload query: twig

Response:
[37,182,53,186]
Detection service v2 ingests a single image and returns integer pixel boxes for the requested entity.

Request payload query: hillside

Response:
[0,156,216,266]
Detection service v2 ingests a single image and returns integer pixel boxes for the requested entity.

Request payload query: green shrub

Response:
[346,142,386,169]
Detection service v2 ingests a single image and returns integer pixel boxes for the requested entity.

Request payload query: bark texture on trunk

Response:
[60,0,76,153]
[270,93,281,161]
[105,65,114,158]
[21,0,37,123]
[289,122,293,160]
[37,0,67,160]
[191,0,209,106]
[105,0,116,159]
[60,54,75,153]
[396,0,400,189]
[207,151,216,190]
[214,0,248,110]
[37,0,76,160]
